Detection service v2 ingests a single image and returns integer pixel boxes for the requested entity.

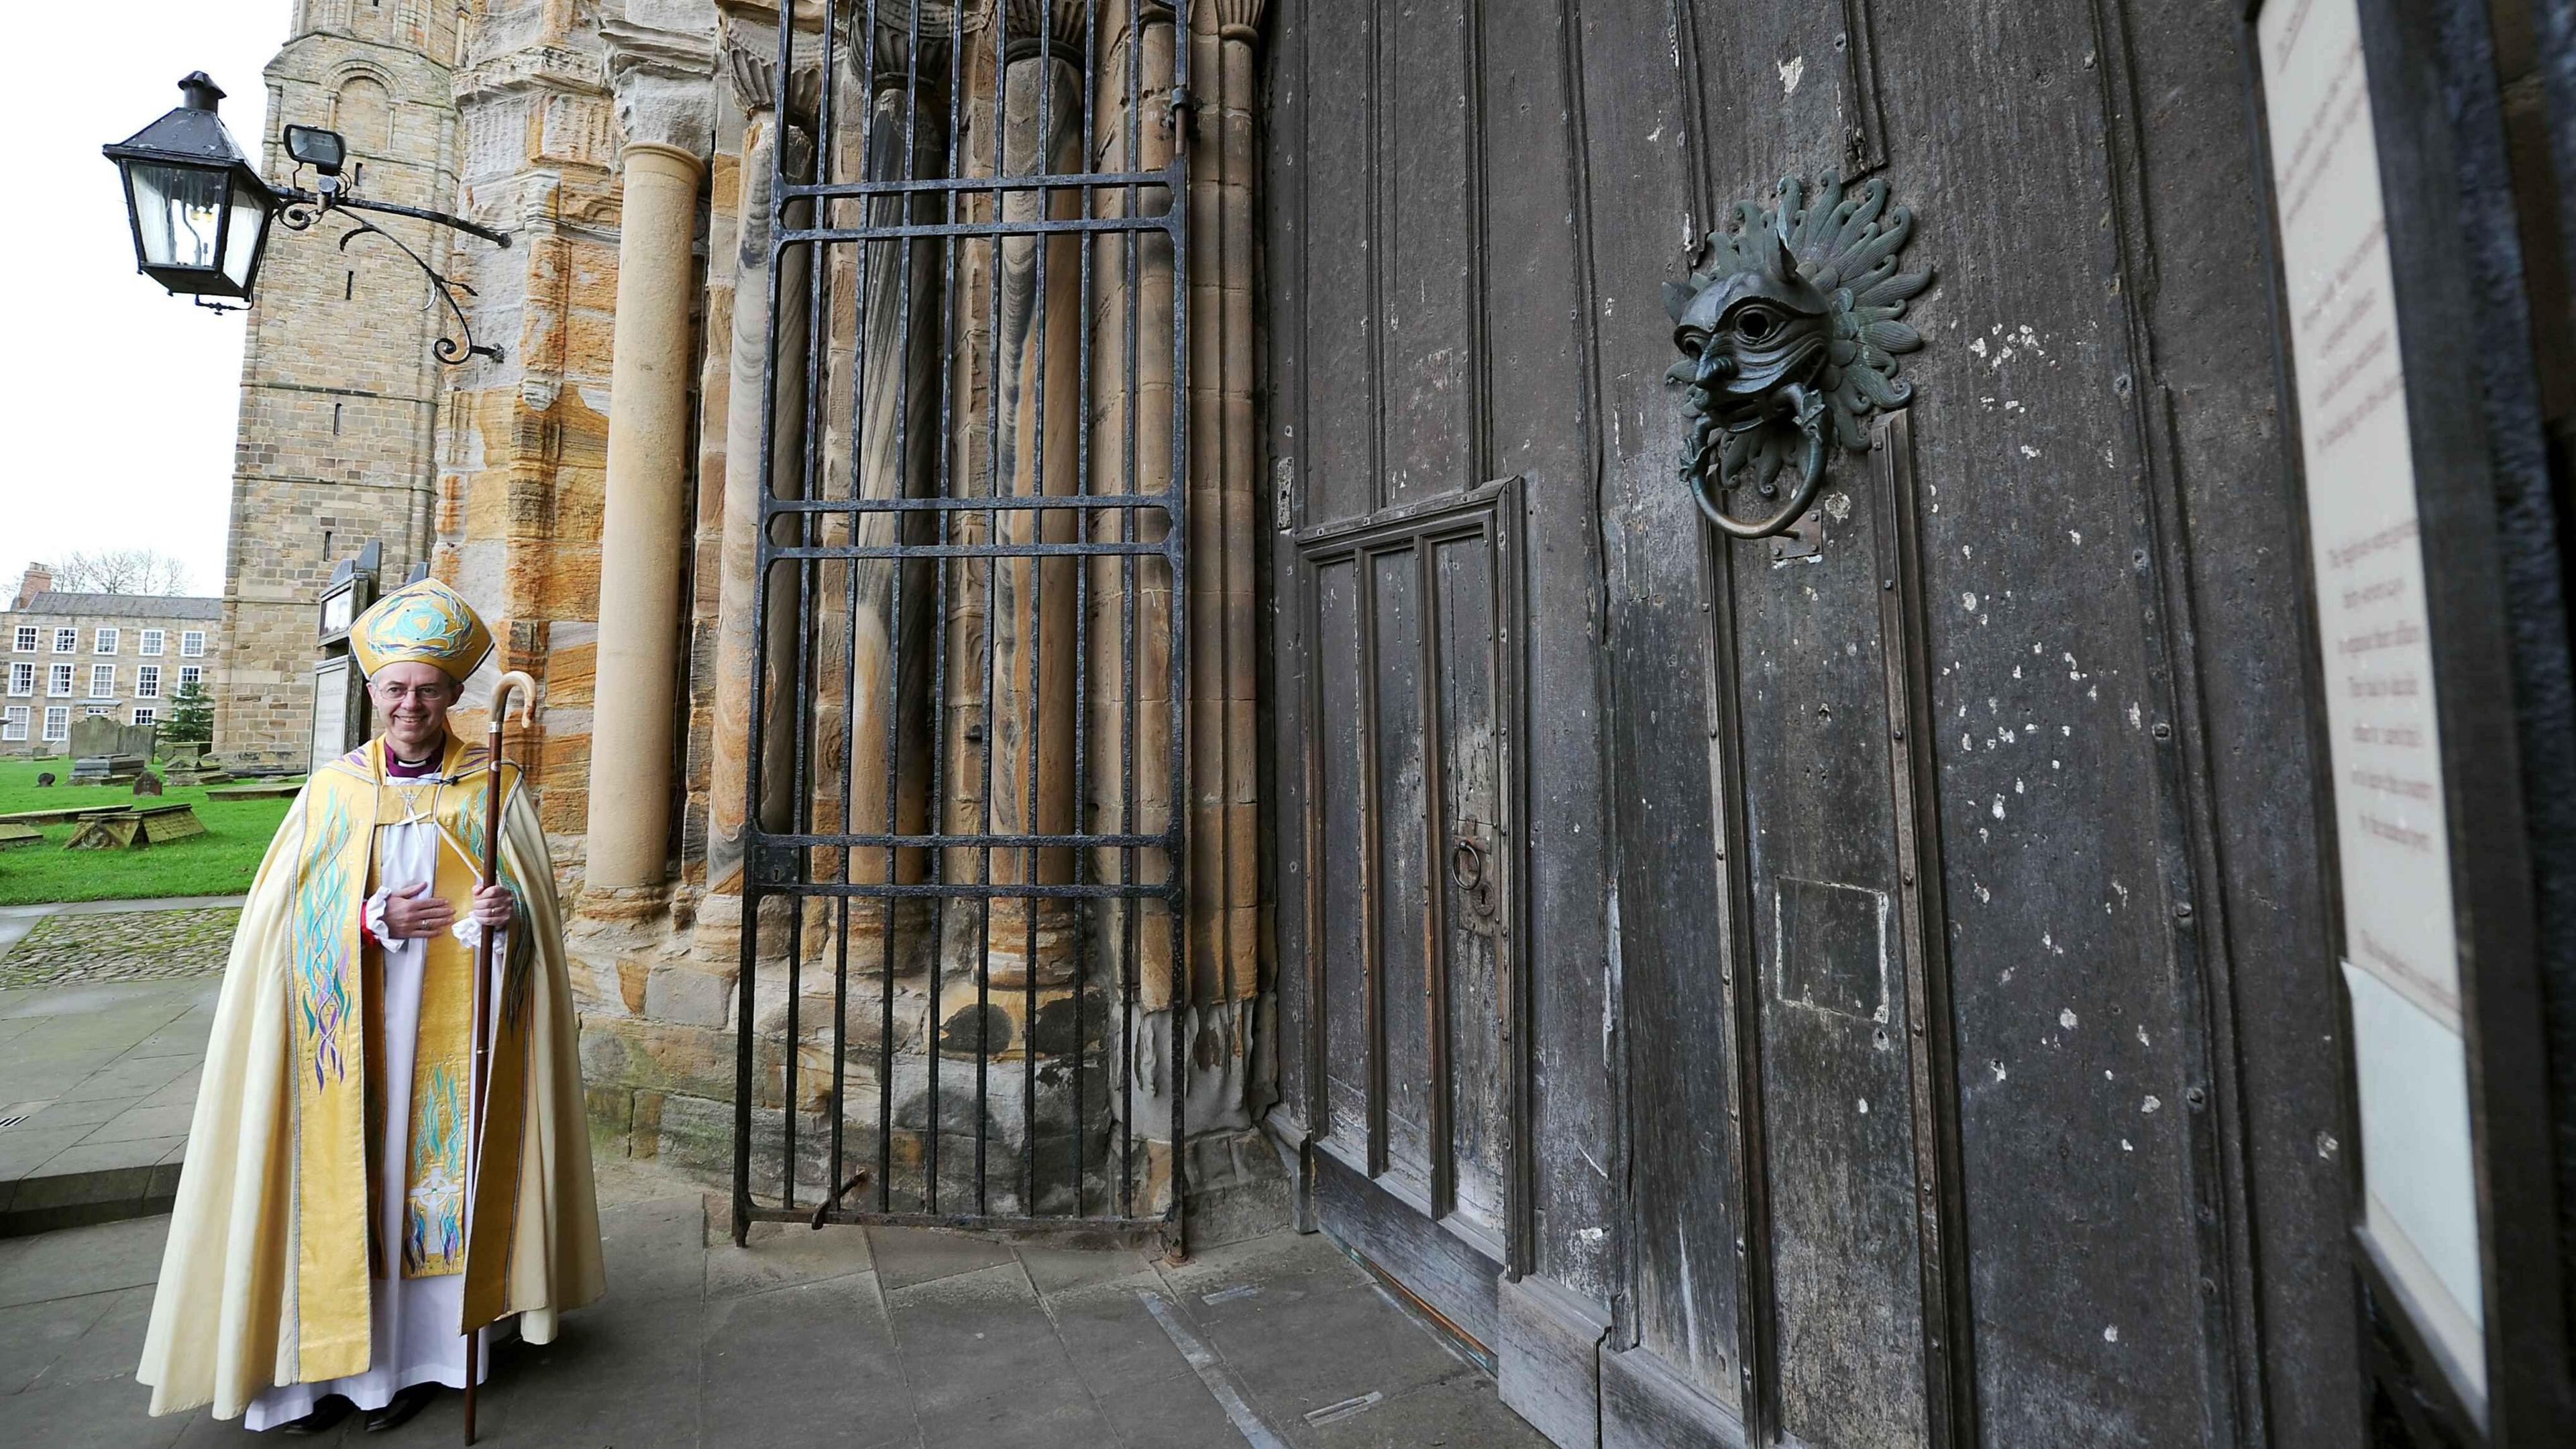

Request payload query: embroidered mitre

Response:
[349,578,493,684]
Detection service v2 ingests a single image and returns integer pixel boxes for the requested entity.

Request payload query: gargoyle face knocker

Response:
[1666,174,1932,540]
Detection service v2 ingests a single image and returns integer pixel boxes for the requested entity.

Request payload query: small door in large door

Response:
[1291,481,1521,1352]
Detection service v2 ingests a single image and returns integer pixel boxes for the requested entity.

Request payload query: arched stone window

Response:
[334,75,392,156]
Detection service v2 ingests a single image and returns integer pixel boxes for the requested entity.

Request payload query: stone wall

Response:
[436,0,629,842]
[215,5,464,759]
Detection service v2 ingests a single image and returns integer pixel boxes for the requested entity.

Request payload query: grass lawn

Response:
[0,755,297,906]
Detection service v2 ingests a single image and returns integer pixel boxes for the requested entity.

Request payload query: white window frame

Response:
[139,629,165,657]
[42,706,69,742]
[178,664,203,690]
[88,663,115,698]
[131,706,156,727]
[52,628,76,654]
[11,626,34,653]
[83,704,112,718]
[180,630,207,658]
[48,663,73,697]
[1,705,25,741]
[135,665,160,700]
[7,662,30,697]
[93,628,119,655]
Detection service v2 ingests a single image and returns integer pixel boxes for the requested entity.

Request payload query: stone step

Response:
[0,1146,186,1238]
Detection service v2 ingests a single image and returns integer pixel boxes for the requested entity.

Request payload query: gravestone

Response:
[70,755,146,786]
[134,803,205,845]
[220,747,307,779]
[68,714,146,784]
[133,772,164,797]
[34,773,54,788]
[0,806,90,828]
[0,823,38,850]
[161,741,229,787]
[66,716,121,759]
[65,804,205,850]
[205,780,304,800]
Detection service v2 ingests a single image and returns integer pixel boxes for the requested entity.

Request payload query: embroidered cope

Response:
[136,733,602,1423]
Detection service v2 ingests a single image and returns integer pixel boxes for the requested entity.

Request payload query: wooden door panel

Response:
[1858,10,2223,1444]
[1295,483,1522,1292]
[1371,544,1437,1187]
[1381,0,1479,507]
[1572,0,1752,1410]
[1432,531,1508,1236]
[1736,473,1932,1449]
[1301,1,1380,531]
[1576,0,2258,1442]
[1314,555,1373,1156]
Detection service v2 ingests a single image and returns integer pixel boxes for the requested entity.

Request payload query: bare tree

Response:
[52,549,194,596]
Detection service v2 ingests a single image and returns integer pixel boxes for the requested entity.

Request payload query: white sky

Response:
[0,3,294,602]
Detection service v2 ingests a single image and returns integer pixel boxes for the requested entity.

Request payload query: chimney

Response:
[15,564,51,610]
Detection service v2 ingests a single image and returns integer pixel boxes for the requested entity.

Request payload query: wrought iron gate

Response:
[733,0,1189,1247]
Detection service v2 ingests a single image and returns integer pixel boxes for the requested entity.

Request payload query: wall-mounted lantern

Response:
[104,72,513,365]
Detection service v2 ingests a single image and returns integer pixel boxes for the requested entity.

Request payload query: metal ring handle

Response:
[1451,837,1487,891]
[1688,386,1830,541]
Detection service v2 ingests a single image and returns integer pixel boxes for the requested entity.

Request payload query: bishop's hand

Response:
[382,881,455,939]
[471,883,516,929]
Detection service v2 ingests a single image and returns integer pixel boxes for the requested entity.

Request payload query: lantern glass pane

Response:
[126,161,229,272]
[223,181,268,288]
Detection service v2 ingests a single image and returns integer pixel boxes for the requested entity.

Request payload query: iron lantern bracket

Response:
[275,182,512,366]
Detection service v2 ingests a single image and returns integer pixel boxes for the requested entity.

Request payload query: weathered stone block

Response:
[645,959,736,1029]
[546,639,597,710]
[579,1018,739,1104]
[535,548,602,620]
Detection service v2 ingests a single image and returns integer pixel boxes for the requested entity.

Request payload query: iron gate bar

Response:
[782,216,1175,239]
[782,166,1181,195]
[769,533,1171,548]
[733,0,1193,1250]
[773,832,1171,849]
[765,493,1177,508]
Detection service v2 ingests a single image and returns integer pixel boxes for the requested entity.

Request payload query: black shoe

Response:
[363,1384,439,1434]
[277,1395,355,1435]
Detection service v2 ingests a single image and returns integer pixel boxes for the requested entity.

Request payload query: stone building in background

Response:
[213,0,465,761]
[0,564,221,758]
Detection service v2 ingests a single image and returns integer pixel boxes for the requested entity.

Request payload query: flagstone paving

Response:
[0,1177,1552,1448]
[0,898,241,1237]
[0,978,215,1238]
[0,900,1549,1447]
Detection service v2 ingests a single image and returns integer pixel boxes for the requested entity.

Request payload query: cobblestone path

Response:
[0,908,239,988]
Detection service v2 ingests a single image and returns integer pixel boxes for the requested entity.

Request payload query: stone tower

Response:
[214,0,463,757]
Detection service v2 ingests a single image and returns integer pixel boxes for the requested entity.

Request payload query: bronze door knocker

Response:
[1668,174,1932,540]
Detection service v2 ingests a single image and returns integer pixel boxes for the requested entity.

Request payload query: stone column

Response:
[835,14,950,938]
[703,39,820,930]
[1210,0,1266,1058]
[587,18,716,890]
[1083,0,1189,1192]
[942,0,1089,985]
